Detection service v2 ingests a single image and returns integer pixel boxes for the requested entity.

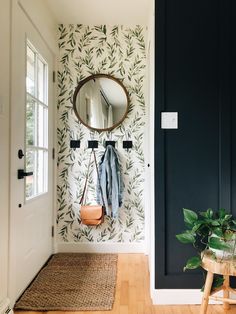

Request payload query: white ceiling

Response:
[45,0,152,25]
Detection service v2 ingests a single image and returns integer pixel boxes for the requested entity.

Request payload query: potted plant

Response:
[176,208,236,289]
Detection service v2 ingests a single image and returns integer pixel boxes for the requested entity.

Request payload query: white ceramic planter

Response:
[209,233,236,259]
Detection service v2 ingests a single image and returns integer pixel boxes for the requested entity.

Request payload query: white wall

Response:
[0,0,11,308]
[18,0,57,54]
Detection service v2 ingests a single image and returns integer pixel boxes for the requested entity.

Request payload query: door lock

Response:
[17,169,33,179]
[18,149,24,159]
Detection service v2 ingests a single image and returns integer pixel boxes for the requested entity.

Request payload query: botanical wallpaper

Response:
[57,24,146,242]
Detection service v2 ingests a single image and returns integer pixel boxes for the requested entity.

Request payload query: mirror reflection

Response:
[73,74,129,131]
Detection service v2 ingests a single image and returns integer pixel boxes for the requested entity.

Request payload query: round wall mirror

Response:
[73,74,129,131]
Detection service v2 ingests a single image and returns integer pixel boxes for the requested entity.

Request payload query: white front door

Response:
[9,3,54,303]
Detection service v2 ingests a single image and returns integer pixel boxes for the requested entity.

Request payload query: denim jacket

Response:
[97,145,123,218]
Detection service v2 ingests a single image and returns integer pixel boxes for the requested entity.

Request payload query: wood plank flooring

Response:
[15,254,236,314]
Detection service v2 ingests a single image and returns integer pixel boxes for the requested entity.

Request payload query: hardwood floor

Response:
[15,254,236,314]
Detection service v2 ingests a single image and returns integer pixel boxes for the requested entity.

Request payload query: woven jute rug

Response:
[14,253,118,311]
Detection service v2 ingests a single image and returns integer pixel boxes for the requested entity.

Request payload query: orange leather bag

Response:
[80,205,104,226]
[79,149,105,226]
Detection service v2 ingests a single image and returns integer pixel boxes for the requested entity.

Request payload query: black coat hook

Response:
[105,141,116,147]
[123,140,133,150]
[70,140,80,148]
[88,140,98,149]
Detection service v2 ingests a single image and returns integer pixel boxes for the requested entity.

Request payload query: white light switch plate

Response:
[161,112,178,129]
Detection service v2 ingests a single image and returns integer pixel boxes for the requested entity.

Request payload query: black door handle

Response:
[18,169,33,179]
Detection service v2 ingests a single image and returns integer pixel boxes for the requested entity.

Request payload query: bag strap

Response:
[79,149,105,206]
[79,150,93,205]
[93,149,105,207]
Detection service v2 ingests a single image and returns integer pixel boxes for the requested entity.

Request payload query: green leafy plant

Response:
[176,208,236,289]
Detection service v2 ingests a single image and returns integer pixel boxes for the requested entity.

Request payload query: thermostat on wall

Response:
[161,112,178,129]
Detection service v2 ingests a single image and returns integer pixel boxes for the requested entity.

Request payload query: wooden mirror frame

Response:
[73,74,129,132]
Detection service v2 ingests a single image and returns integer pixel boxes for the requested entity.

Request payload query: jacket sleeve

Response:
[118,162,124,207]
[97,150,110,216]
[114,149,123,207]
[96,159,103,203]
[110,148,124,217]
[111,161,119,217]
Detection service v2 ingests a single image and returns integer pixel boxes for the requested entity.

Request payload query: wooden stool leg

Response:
[200,271,214,314]
[223,275,230,311]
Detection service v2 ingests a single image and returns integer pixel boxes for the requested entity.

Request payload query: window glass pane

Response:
[37,150,48,195]
[38,59,45,103]
[26,46,35,95]
[38,104,44,147]
[25,41,48,201]
[26,96,36,146]
[25,150,36,199]
[37,150,44,194]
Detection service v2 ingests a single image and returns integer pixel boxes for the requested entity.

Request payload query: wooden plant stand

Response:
[200,250,236,314]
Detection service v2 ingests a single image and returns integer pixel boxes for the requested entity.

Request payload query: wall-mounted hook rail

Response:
[69,139,133,150]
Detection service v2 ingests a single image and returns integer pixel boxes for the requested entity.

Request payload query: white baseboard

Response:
[151,289,236,305]
[151,289,203,305]
[56,242,146,253]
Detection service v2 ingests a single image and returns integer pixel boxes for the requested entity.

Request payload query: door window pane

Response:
[37,150,48,195]
[38,104,45,147]
[38,59,45,103]
[26,46,35,96]
[25,150,36,199]
[26,96,36,146]
[25,40,48,200]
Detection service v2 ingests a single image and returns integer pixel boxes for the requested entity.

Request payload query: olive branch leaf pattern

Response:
[57,24,146,243]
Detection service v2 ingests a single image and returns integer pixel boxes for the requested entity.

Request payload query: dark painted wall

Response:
[155,0,235,288]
